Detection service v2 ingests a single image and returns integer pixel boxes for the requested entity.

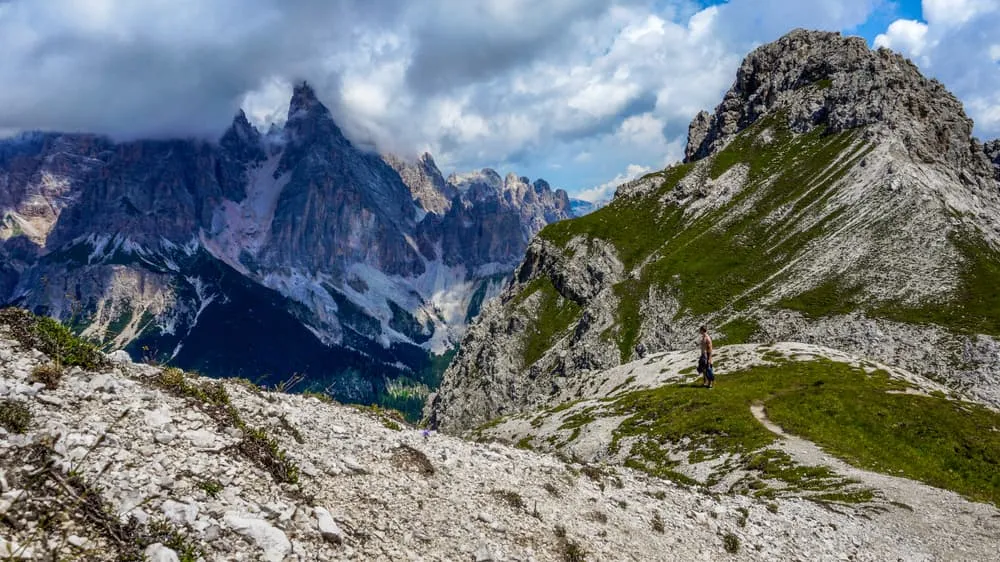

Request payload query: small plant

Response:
[554,524,567,539]
[272,372,305,394]
[0,399,31,433]
[239,426,300,485]
[491,489,525,510]
[0,308,108,369]
[736,506,749,527]
[390,445,435,476]
[651,511,665,533]
[30,363,63,390]
[543,482,561,497]
[381,418,402,431]
[586,510,608,524]
[303,389,335,403]
[766,502,779,514]
[723,532,741,554]
[278,414,305,444]
[198,479,224,498]
[561,538,588,562]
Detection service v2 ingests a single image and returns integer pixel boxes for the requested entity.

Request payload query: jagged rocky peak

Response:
[685,29,989,176]
[382,151,458,215]
[287,81,326,120]
[448,168,505,194]
[220,109,266,164]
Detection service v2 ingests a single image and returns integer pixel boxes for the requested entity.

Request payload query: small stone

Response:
[161,499,199,526]
[36,394,63,407]
[224,512,292,562]
[475,543,497,562]
[144,543,180,562]
[313,506,344,544]
[67,535,88,548]
[154,432,176,445]
[144,407,173,428]
[477,512,494,524]
[184,429,216,448]
[203,525,221,541]
[107,350,133,364]
[342,456,366,473]
[0,538,33,559]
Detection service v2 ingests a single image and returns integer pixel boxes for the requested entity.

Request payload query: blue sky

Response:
[0,1,997,202]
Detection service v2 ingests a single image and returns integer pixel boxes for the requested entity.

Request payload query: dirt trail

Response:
[749,402,1000,550]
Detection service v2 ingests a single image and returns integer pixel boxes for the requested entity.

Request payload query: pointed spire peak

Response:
[287,80,328,121]
[221,108,260,145]
[230,108,254,131]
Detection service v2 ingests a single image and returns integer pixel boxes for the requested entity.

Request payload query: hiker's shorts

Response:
[698,354,715,381]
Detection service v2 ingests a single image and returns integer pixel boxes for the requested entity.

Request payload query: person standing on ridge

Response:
[697,326,714,388]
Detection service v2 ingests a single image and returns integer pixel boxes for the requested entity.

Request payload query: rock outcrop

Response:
[986,139,1000,181]
[685,29,992,180]
[382,152,457,216]
[431,29,1000,432]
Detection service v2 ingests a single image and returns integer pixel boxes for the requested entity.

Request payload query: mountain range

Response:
[0,82,586,416]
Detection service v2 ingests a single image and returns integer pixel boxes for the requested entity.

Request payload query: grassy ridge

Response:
[607,358,1000,505]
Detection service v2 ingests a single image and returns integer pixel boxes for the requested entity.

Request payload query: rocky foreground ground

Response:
[1,325,999,561]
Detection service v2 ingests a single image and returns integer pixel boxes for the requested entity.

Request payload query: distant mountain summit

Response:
[0,81,575,415]
[429,29,1000,431]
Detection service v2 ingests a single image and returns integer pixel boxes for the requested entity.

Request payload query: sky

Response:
[0,0,997,202]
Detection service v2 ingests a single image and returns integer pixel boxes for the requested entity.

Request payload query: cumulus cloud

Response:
[2,0,994,198]
[875,0,1000,138]
[575,163,652,202]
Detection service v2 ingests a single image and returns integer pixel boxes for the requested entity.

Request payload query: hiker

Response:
[697,326,714,388]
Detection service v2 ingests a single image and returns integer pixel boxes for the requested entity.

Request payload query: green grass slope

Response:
[517,114,1000,367]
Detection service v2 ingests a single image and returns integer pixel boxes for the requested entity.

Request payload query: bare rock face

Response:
[684,29,991,179]
[986,139,1000,181]
[382,152,457,215]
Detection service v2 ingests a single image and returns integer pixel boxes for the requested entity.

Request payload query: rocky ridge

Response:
[429,29,1000,432]
[2,320,999,561]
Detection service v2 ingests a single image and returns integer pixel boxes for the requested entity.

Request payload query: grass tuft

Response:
[491,489,526,510]
[0,399,31,433]
[723,532,741,554]
[30,363,64,390]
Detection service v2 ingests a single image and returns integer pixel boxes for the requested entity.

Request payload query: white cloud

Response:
[874,19,930,60]
[923,0,998,27]
[575,163,651,202]
[8,0,996,202]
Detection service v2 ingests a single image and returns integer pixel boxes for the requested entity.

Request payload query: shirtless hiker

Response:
[697,326,714,388]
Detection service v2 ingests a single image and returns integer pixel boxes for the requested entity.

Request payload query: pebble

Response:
[224,512,292,562]
[313,506,344,544]
[144,543,180,562]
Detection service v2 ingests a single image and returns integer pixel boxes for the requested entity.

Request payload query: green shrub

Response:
[0,308,108,369]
